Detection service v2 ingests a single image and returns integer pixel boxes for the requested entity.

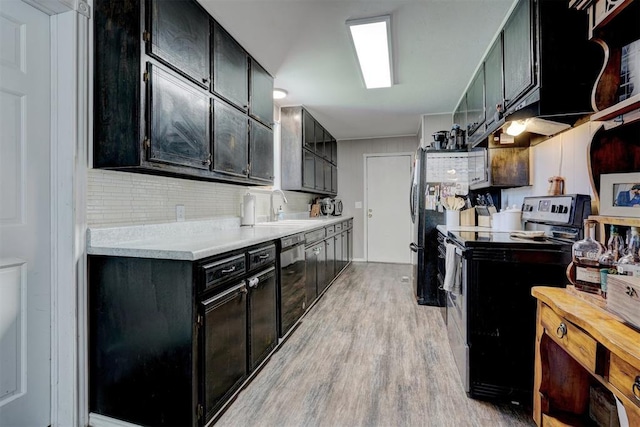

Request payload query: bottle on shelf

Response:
[572,219,605,294]
[598,225,626,297]
[618,226,640,276]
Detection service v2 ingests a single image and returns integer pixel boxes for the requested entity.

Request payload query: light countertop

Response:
[87,216,351,261]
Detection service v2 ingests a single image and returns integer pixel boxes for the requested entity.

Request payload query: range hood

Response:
[502,117,571,138]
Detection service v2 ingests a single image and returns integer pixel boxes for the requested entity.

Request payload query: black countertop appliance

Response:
[441,194,591,405]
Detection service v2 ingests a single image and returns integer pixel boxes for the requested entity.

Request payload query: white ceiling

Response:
[198,0,517,140]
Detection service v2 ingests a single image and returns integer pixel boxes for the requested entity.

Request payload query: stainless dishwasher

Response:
[279,233,306,339]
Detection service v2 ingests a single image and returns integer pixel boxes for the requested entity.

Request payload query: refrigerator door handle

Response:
[409,242,422,252]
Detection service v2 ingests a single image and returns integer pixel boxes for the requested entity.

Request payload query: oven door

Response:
[445,247,469,393]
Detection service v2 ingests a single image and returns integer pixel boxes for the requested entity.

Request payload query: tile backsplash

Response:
[87,169,315,227]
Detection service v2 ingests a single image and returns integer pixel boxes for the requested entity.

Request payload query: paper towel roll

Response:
[241,193,256,226]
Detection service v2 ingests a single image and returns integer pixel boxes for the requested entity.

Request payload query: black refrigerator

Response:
[409,147,445,307]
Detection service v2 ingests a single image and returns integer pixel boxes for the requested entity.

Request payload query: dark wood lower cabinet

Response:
[88,222,353,426]
[201,282,248,421]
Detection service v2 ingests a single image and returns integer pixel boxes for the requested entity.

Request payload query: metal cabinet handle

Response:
[633,376,640,402]
[221,266,236,274]
[259,253,270,260]
[248,277,259,288]
[556,323,567,339]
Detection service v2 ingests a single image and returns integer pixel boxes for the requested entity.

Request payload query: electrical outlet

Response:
[176,205,185,222]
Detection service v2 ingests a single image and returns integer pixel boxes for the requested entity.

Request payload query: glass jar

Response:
[598,225,625,296]
[618,226,640,275]
[572,219,605,293]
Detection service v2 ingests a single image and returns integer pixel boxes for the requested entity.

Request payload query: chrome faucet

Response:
[270,189,288,221]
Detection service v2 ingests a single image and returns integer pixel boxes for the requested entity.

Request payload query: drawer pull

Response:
[556,323,567,339]
[633,376,640,401]
[221,266,236,274]
[259,254,270,260]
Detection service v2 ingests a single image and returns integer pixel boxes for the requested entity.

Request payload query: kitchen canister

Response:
[241,192,256,226]
[446,210,460,228]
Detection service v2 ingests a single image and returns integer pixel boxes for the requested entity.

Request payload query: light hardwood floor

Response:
[216,262,535,427]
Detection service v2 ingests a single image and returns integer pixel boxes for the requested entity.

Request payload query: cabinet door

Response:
[453,96,467,129]
[303,149,315,190]
[213,22,249,111]
[330,139,337,164]
[201,282,248,422]
[148,0,210,86]
[249,59,273,126]
[323,160,332,193]
[249,119,273,183]
[304,246,318,307]
[303,110,315,151]
[503,0,534,109]
[341,231,348,267]
[325,238,335,288]
[315,122,324,158]
[466,65,485,137]
[314,155,324,191]
[484,36,503,129]
[148,64,211,169]
[347,228,353,261]
[247,267,277,371]
[334,234,343,273]
[213,98,248,177]
[331,165,337,194]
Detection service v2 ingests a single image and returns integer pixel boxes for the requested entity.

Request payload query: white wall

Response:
[338,135,420,261]
[501,121,598,210]
[418,113,453,147]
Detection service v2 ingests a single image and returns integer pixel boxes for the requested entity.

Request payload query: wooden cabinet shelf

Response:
[591,93,640,122]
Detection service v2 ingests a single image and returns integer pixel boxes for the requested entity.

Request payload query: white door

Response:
[0,1,52,425]
[366,154,412,263]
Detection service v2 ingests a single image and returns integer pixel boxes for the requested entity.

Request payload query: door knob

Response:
[368,214,372,218]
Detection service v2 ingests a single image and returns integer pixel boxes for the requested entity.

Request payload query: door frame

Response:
[21,0,91,425]
[363,152,413,262]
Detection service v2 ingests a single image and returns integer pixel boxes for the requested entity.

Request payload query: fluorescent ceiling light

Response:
[347,15,393,89]
[273,88,288,99]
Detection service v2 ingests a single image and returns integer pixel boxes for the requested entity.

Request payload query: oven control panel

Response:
[522,196,575,223]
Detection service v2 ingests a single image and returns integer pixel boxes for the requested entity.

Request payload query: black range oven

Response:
[441,194,591,405]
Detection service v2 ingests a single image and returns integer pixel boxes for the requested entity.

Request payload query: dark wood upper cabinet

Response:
[213,98,248,177]
[281,106,338,196]
[212,22,249,111]
[503,0,534,110]
[466,65,485,138]
[484,36,503,129]
[94,0,274,185]
[148,63,211,169]
[249,119,274,182]
[249,59,274,126]
[148,0,210,87]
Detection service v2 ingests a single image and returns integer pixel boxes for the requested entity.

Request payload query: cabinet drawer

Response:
[540,304,598,372]
[325,225,335,235]
[335,222,343,232]
[305,229,325,244]
[248,244,276,271]
[202,254,246,291]
[609,353,640,409]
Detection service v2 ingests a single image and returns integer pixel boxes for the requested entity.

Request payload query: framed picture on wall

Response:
[600,173,640,217]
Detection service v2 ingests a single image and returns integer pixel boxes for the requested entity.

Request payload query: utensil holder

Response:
[446,210,460,228]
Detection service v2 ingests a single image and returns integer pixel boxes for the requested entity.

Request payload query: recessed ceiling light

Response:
[346,15,393,89]
[273,88,288,100]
